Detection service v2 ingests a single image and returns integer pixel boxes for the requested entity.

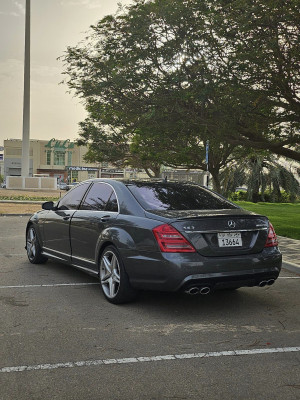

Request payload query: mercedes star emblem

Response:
[228,220,236,228]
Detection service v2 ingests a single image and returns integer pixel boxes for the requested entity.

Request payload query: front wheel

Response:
[99,246,137,304]
[26,225,48,264]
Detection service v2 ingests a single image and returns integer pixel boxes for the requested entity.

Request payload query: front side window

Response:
[58,183,90,210]
[80,183,117,211]
[127,182,238,211]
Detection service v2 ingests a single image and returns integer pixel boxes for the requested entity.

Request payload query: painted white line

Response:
[0,283,99,289]
[0,254,25,256]
[0,278,299,290]
[1,347,299,373]
[279,276,300,279]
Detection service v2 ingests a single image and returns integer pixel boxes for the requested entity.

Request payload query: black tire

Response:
[26,225,48,264]
[99,245,137,304]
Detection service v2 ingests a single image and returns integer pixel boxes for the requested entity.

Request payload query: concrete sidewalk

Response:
[278,236,300,275]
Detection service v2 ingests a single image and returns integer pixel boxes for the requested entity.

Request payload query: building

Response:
[3,138,150,182]
[0,146,4,178]
[4,138,99,183]
[3,138,209,185]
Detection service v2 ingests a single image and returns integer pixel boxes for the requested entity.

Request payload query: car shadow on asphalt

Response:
[27,259,283,318]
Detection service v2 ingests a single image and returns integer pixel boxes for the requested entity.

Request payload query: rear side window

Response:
[58,183,90,210]
[127,182,237,211]
[80,183,118,211]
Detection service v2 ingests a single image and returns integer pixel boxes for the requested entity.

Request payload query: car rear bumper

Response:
[122,247,282,292]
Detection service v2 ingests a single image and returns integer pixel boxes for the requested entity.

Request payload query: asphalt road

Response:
[1,216,299,400]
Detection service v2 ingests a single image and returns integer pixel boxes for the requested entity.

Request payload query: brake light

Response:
[153,224,196,253]
[264,223,278,247]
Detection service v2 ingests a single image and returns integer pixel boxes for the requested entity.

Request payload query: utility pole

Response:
[205,140,209,187]
[21,0,30,177]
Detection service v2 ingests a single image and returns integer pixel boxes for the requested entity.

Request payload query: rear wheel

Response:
[99,246,137,304]
[26,225,48,264]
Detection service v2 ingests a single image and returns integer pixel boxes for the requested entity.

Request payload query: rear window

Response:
[127,182,238,211]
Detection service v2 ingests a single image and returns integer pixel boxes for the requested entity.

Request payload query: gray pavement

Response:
[278,236,300,275]
[1,216,300,400]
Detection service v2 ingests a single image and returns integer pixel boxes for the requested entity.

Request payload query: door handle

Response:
[100,215,111,222]
[63,216,70,221]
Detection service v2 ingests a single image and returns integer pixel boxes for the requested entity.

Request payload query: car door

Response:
[42,182,91,262]
[70,182,119,271]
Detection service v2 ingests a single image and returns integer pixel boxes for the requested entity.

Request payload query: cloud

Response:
[0,11,20,17]
[60,0,104,9]
[0,59,23,80]
[0,1,25,17]
[14,1,25,15]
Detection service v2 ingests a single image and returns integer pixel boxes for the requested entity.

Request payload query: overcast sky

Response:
[0,0,132,146]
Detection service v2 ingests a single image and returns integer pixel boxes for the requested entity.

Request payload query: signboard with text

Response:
[66,166,98,171]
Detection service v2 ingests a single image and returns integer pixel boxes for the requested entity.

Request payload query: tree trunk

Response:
[210,169,221,193]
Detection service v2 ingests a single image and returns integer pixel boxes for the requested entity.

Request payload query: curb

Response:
[0,200,44,204]
[0,214,33,217]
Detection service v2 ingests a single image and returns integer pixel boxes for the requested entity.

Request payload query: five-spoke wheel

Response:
[99,246,137,304]
[26,225,48,264]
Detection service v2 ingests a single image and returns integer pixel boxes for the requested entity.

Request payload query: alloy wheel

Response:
[27,227,37,261]
[100,250,121,298]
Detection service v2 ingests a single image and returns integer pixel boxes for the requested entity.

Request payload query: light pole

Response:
[21,0,30,177]
[205,140,209,187]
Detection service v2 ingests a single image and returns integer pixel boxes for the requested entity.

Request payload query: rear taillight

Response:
[264,223,278,247]
[153,224,196,253]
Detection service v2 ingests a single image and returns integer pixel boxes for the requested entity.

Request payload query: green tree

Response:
[61,0,299,188]
[208,0,300,160]
[222,153,300,202]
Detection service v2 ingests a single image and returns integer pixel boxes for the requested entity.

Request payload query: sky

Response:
[0,0,132,147]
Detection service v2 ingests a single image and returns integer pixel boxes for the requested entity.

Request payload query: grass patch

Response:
[236,201,300,240]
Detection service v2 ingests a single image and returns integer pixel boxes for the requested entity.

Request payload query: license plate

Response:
[218,232,242,247]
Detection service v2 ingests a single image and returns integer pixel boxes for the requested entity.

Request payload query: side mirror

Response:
[42,201,55,210]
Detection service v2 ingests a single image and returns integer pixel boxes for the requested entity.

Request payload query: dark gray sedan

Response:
[25,179,282,304]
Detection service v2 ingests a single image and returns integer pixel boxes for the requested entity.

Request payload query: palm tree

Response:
[221,153,300,203]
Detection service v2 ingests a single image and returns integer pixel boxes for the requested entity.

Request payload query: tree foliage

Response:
[221,152,300,202]
[61,0,300,184]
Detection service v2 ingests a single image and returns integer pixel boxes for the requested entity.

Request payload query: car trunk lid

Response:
[146,209,269,256]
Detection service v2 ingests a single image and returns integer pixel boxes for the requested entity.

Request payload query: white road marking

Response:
[0,254,25,256]
[0,283,99,289]
[278,277,300,279]
[1,347,299,373]
[0,278,299,290]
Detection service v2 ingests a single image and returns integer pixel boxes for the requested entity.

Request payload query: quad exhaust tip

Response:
[259,279,275,287]
[185,286,211,295]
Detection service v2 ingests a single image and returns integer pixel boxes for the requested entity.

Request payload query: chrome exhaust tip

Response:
[185,287,199,295]
[258,280,267,287]
[267,279,275,286]
[199,287,211,295]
